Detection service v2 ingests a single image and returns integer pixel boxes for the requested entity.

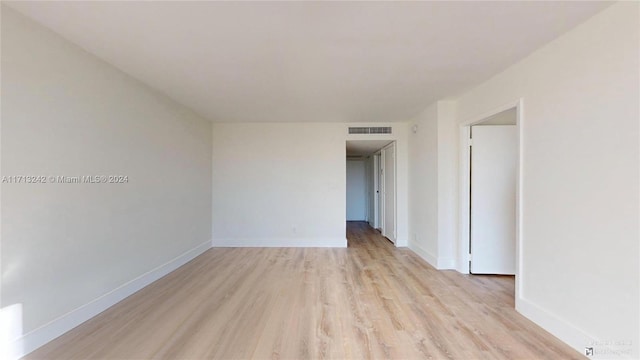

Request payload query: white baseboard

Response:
[456,256,470,274]
[516,296,634,359]
[408,243,438,268]
[13,239,212,360]
[394,235,408,248]
[212,237,347,247]
[408,243,456,270]
[436,256,456,270]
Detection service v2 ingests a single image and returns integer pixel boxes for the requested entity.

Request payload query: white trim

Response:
[410,243,457,270]
[13,239,212,360]
[515,101,524,300]
[457,98,523,301]
[212,237,347,248]
[436,257,456,270]
[516,296,630,359]
[461,101,522,126]
[408,243,438,268]
[457,125,471,274]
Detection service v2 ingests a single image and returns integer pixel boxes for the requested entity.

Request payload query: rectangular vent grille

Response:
[348,127,392,134]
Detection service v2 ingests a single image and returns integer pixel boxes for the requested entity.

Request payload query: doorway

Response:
[470,123,517,274]
[346,140,396,243]
[459,100,522,298]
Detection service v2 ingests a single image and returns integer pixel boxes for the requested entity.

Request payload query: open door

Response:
[382,143,396,243]
[470,125,516,274]
[372,153,381,229]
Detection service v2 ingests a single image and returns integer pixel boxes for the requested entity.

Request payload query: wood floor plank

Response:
[26,222,584,359]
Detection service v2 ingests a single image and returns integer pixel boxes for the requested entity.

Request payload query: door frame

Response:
[458,99,523,299]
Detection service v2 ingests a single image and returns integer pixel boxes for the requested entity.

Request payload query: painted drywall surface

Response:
[407,102,458,269]
[211,122,346,247]
[212,122,409,247]
[455,2,639,356]
[346,160,367,221]
[435,101,458,269]
[408,103,439,264]
[1,6,212,335]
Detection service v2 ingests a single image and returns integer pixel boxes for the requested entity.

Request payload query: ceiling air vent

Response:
[348,127,392,135]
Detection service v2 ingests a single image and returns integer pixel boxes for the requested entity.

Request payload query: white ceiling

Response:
[346,140,392,157]
[6,1,610,123]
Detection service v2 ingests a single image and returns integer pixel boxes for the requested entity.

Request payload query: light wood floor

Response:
[27,222,583,359]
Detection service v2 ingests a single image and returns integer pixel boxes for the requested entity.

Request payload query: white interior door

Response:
[470,125,517,274]
[377,153,384,230]
[371,154,380,228]
[365,158,371,223]
[383,143,396,243]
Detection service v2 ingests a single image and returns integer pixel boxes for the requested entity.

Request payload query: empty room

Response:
[1,1,638,360]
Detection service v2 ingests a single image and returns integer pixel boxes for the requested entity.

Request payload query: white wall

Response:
[435,102,458,269]
[346,160,366,221]
[455,2,639,356]
[408,104,439,264]
[408,101,458,269]
[212,122,409,247]
[1,7,213,357]
[211,122,346,247]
